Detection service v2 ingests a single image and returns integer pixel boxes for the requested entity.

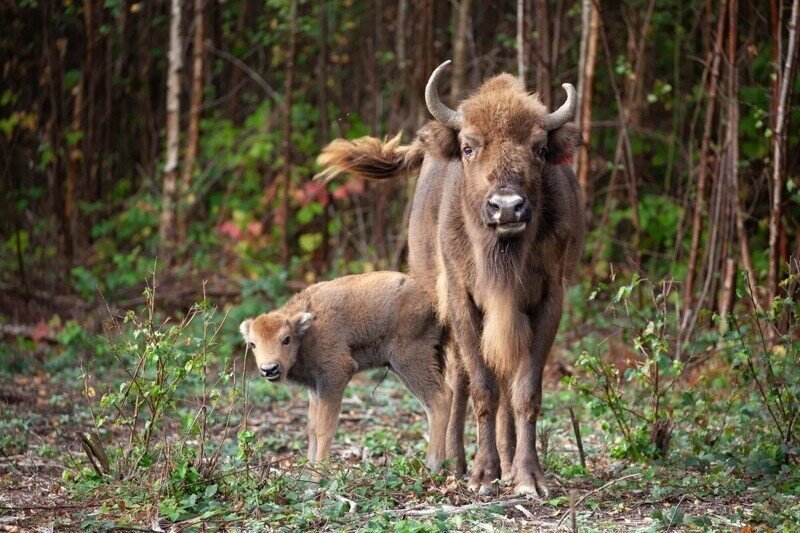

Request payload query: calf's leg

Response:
[445,360,468,476]
[307,391,318,461]
[313,383,348,463]
[390,344,451,470]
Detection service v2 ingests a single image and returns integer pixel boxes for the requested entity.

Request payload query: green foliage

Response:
[567,270,800,482]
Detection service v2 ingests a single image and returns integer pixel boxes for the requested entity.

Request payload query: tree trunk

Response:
[575,0,599,204]
[279,0,298,268]
[768,0,800,302]
[517,0,525,85]
[534,0,551,105]
[317,0,331,268]
[451,0,470,101]
[369,2,387,261]
[726,0,758,302]
[179,0,206,244]
[227,0,249,121]
[683,0,727,312]
[65,78,84,260]
[159,0,184,258]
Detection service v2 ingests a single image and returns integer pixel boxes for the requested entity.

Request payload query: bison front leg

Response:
[509,290,563,497]
[313,382,347,464]
[497,391,516,481]
[449,291,501,494]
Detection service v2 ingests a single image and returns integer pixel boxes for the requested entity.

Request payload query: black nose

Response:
[486,193,530,225]
[260,363,281,380]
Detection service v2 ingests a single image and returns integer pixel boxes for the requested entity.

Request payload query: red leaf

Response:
[217,220,242,240]
[247,221,263,237]
[32,321,50,346]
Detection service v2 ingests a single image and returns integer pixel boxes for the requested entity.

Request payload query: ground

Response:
[0,361,766,532]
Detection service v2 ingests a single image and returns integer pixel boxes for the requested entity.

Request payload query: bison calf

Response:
[239,272,451,470]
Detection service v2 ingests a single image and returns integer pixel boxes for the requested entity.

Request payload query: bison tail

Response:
[315,133,424,183]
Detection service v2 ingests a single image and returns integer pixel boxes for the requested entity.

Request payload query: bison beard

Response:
[478,238,533,378]
[316,61,584,497]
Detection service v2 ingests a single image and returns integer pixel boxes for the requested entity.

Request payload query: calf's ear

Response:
[239,319,253,343]
[291,312,314,336]
[545,122,582,165]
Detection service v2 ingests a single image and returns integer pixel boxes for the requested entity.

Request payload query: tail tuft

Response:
[315,133,424,183]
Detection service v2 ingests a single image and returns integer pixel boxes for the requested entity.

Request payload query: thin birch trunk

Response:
[179,0,206,243]
[769,0,800,302]
[159,0,183,256]
[575,0,599,204]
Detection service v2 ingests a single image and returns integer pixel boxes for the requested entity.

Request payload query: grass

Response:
[0,365,786,531]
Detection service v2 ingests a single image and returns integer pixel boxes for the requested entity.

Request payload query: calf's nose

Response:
[486,193,526,224]
[260,363,281,379]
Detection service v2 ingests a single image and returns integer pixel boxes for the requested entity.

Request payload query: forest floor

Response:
[0,363,767,532]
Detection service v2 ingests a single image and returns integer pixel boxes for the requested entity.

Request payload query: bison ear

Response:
[418,120,461,160]
[291,312,314,336]
[239,319,253,343]
[545,122,581,165]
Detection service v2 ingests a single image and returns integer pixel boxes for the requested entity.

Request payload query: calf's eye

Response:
[246,342,255,350]
[282,336,291,345]
[462,146,474,157]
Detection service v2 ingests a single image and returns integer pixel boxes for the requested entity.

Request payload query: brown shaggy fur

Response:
[316,71,585,496]
[239,272,451,470]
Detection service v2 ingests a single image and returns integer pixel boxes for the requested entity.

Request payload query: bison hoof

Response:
[449,460,467,478]
[513,473,550,499]
[468,480,499,496]
[467,464,501,495]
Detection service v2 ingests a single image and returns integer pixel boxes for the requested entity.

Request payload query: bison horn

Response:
[425,60,463,130]
[542,83,577,131]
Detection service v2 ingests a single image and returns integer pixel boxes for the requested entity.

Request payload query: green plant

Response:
[569,275,685,460]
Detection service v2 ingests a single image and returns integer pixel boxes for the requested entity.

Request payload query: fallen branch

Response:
[0,323,58,344]
[390,497,534,518]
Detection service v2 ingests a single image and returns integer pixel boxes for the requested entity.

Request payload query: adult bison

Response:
[317,61,584,496]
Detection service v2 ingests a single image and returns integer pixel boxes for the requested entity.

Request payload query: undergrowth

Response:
[4,269,796,530]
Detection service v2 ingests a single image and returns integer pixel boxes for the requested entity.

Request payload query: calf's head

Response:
[424,61,579,238]
[239,311,314,381]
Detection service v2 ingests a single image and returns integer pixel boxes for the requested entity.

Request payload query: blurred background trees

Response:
[1,0,799,329]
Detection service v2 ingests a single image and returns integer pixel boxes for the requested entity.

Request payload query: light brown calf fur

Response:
[317,62,584,496]
[239,272,451,469]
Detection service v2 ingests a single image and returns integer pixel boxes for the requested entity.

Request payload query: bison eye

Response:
[281,336,291,345]
[536,147,548,159]
[462,146,474,157]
